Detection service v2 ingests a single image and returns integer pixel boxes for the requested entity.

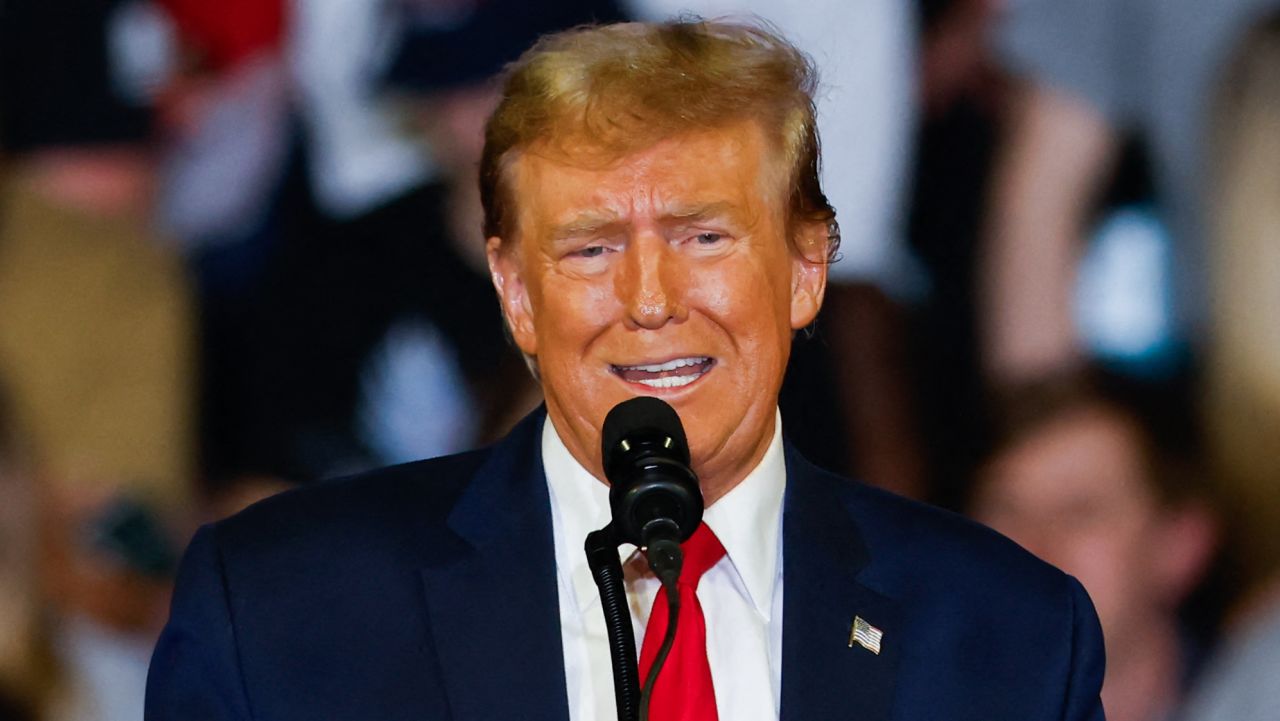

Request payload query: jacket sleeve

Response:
[145,524,255,721]
[1061,575,1106,721]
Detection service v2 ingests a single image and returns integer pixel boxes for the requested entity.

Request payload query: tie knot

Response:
[679,523,726,588]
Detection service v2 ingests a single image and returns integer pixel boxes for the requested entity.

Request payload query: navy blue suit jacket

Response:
[146,410,1105,720]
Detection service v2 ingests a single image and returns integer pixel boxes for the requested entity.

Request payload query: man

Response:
[971,387,1216,721]
[146,19,1104,721]
[981,0,1280,386]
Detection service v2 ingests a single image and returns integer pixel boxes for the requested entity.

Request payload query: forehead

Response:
[985,410,1152,505]
[508,121,786,237]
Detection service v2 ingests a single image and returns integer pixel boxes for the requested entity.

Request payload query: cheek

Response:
[693,256,792,328]
[1057,526,1149,619]
[533,278,619,360]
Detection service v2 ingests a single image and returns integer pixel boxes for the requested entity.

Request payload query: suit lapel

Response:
[419,410,571,721]
[780,447,901,721]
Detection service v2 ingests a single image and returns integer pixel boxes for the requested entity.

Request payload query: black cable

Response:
[639,580,680,721]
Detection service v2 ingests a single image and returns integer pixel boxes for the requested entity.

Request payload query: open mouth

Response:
[610,356,715,389]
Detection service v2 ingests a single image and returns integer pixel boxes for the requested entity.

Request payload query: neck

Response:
[1101,618,1184,721]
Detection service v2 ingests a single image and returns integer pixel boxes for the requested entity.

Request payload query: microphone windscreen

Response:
[601,396,689,469]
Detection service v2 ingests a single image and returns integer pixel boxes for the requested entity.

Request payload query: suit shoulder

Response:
[829,468,1075,606]
[787,455,1104,716]
[210,447,491,560]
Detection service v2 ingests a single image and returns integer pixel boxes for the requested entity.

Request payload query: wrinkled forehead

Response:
[503,120,790,242]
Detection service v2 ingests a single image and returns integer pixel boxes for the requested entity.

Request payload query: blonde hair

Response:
[480,18,839,258]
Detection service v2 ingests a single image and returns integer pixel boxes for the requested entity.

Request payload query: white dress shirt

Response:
[543,413,787,721]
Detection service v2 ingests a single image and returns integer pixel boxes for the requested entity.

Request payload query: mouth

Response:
[610,356,716,390]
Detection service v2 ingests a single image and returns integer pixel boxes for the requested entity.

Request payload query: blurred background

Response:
[2,1,1280,720]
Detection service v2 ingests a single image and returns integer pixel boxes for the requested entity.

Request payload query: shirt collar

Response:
[542,416,615,617]
[542,409,787,621]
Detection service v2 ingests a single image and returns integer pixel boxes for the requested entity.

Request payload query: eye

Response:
[682,230,731,254]
[571,245,608,258]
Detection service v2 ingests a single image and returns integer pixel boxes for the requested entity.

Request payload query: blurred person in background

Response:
[156,0,454,484]
[971,380,1218,721]
[1179,14,1280,721]
[981,0,1280,390]
[0,0,194,509]
[232,0,499,481]
[624,0,925,497]
[150,0,293,489]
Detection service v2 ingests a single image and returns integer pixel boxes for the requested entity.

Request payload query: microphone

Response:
[587,396,703,721]
[601,396,704,587]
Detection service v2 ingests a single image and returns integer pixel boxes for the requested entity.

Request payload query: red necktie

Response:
[638,522,726,721]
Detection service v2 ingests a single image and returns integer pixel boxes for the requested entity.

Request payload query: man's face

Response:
[487,120,827,501]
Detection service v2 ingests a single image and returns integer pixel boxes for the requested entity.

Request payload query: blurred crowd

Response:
[2,0,1280,720]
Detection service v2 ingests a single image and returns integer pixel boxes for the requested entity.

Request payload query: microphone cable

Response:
[639,579,680,721]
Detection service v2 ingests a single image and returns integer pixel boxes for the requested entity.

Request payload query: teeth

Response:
[621,356,709,373]
[634,374,701,389]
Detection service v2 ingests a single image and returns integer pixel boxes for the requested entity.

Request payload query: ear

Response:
[1151,501,1219,606]
[789,220,829,329]
[486,236,538,356]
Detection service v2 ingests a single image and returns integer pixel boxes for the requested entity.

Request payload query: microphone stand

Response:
[585,525,641,721]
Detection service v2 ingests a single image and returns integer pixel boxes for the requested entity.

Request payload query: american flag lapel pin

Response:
[848,615,884,655]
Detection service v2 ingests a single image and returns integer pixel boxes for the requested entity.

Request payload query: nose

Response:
[618,233,687,330]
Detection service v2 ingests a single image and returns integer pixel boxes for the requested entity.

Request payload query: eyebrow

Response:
[660,201,737,224]
[550,212,625,240]
[548,201,740,240]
